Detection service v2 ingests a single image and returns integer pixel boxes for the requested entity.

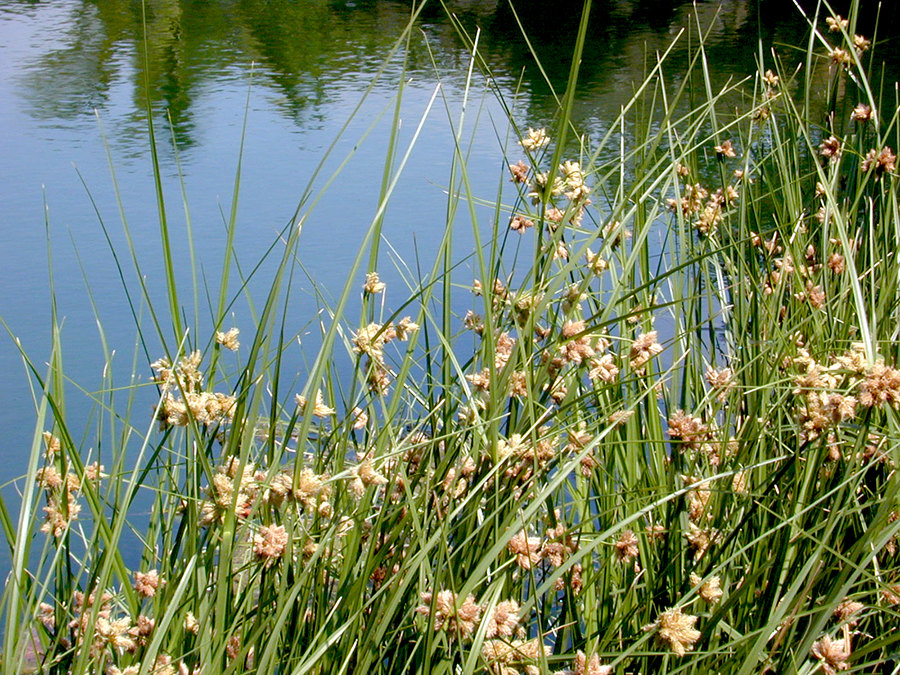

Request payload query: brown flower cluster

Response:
[482,637,549,675]
[415,590,522,640]
[811,635,850,675]
[788,345,900,445]
[668,167,742,237]
[629,331,663,372]
[35,433,102,539]
[552,651,612,675]
[352,317,419,393]
[151,351,236,429]
[496,432,558,484]
[198,459,332,527]
[40,586,166,665]
[507,516,582,592]
[861,147,896,179]
[644,606,702,656]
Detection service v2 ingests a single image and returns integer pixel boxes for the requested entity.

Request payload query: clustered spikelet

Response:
[415,590,481,637]
[508,529,543,569]
[295,390,336,418]
[363,271,386,294]
[819,136,842,162]
[348,454,388,498]
[560,160,591,201]
[714,139,736,158]
[781,345,900,442]
[484,600,522,639]
[215,327,240,351]
[614,530,639,564]
[705,366,735,401]
[552,651,613,675]
[43,430,61,456]
[520,128,549,152]
[496,431,557,483]
[851,103,873,122]
[834,599,864,626]
[559,320,596,365]
[482,638,549,675]
[254,524,289,564]
[690,572,724,605]
[151,352,236,429]
[667,411,712,452]
[589,354,619,383]
[829,47,852,67]
[198,461,332,528]
[811,635,850,675]
[826,14,848,32]
[351,317,419,394]
[509,160,529,183]
[858,362,900,408]
[645,607,701,656]
[629,331,663,371]
[861,147,896,179]
[36,446,90,538]
[509,215,534,233]
[134,570,164,598]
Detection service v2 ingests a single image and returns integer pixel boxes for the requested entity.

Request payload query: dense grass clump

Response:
[2,1,899,674]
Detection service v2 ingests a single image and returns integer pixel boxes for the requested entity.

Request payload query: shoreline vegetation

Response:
[2,1,899,674]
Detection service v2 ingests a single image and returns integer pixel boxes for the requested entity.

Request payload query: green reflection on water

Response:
[15,0,897,149]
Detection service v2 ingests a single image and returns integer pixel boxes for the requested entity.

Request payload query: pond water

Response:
[0,0,897,503]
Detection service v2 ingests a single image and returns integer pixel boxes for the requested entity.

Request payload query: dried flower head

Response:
[559,321,596,365]
[508,529,543,569]
[134,570,164,598]
[589,354,619,383]
[553,651,613,675]
[254,524,289,564]
[858,362,900,408]
[509,215,534,233]
[630,331,663,371]
[394,316,420,341]
[861,147,896,178]
[36,465,62,491]
[646,607,701,656]
[811,635,850,675]
[690,572,724,605]
[826,15,848,32]
[295,390,335,418]
[184,611,200,635]
[42,431,61,457]
[705,366,735,401]
[520,128,550,152]
[483,638,549,675]
[851,103,873,122]
[349,406,368,430]
[216,327,240,351]
[95,616,136,654]
[603,220,632,248]
[714,139,736,158]
[509,160,530,183]
[363,272,386,294]
[415,590,482,638]
[484,600,521,639]
[829,47,852,67]
[834,600,864,626]
[613,529,639,563]
[819,136,842,162]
